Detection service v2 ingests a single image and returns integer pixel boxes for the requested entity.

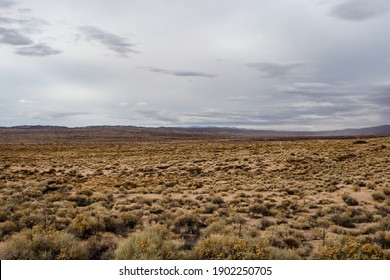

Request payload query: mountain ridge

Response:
[0,124,389,143]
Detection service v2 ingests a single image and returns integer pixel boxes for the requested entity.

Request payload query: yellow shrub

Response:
[192,234,269,260]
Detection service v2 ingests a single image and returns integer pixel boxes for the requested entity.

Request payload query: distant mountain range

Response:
[0,124,389,143]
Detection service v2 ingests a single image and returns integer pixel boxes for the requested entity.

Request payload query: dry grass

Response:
[0,137,389,259]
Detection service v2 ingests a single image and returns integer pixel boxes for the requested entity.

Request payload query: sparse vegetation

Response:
[0,137,389,259]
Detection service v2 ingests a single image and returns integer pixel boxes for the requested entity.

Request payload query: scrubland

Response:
[0,137,389,259]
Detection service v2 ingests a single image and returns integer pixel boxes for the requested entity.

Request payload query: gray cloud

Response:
[14,43,62,56]
[330,0,390,21]
[24,111,89,120]
[367,83,390,105]
[247,61,311,79]
[0,27,32,45]
[0,0,16,8]
[79,25,137,57]
[279,82,350,96]
[0,17,13,24]
[132,107,339,128]
[145,67,217,78]
[277,81,389,126]
[0,16,48,33]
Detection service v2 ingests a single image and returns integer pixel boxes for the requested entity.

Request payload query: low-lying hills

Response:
[0,124,389,143]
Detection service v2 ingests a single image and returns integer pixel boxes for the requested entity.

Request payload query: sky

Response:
[0,0,389,130]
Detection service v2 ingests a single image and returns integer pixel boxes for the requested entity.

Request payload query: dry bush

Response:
[0,221,17,240]
[372,192,386,202]
[331,213,355,228]
[115,226,180,260]
[263,224,305,249]
[342,194,359,206]
[172,213,204,235]
[0,225,86,260]
[201,219,230,237]
[315,235,384,260]
[85,234,117,260]
[192,234,269,260]
[68,214,105,239]
[248,203,272,217]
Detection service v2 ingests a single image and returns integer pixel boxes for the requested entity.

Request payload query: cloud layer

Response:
[1,0,389,130]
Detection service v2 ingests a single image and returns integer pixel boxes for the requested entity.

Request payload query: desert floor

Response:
[0,137,389,259]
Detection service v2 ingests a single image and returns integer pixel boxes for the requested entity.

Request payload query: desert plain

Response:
[0,132,389,259]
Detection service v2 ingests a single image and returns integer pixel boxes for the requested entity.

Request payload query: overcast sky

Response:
[1,0,389,130]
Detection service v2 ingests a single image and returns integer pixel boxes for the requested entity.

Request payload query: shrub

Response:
[382,185,390,196]
[316,235,384,260]
[201,219,230,237]
[331,213,355,228]
[248,203,272,216]
[192,234,269,260]
[173,213,203,235]
[68,214,105,239]
[0,225,86,260]
[201,203,219,214]
[211,196,225,205]
[68,195,90,207]
[115,226,179,260]
[342,194,359,206]
[0,221,17,240]
[85,234,117,260]
[372,191,386,202]
[120,212,141,229]
[265,224,304,249]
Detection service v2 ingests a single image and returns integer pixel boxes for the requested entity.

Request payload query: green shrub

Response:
[192,234,269,260]
[115,226,179,260]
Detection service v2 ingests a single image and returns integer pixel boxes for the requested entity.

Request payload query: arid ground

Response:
[0,136,389,259]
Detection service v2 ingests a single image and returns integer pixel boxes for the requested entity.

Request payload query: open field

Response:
[0,137,389,259]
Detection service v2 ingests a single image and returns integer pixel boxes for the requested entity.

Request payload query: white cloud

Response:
[19,99,39,104]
